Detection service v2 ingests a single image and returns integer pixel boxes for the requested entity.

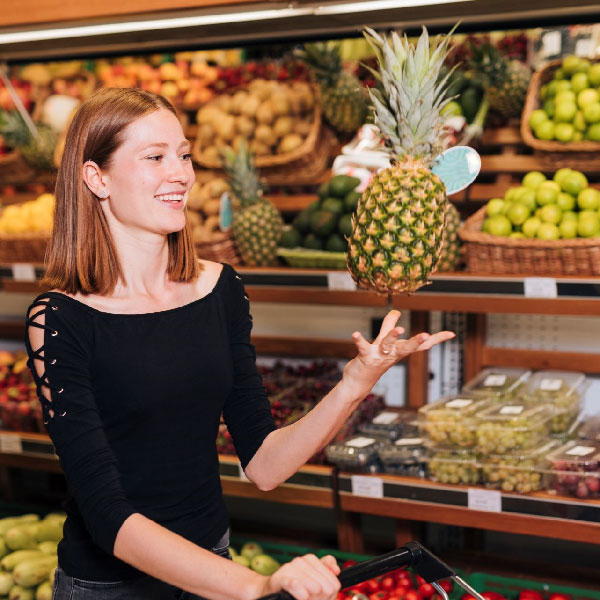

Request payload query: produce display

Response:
[325,436,382,472]
[346,27,452,295]
[230,542,280,574]
[221,144,283,266]
[377,438,427,477]
[358,410,419,442]
[481,169,600,240]
[0,512,63,600]
[282,174,360,253]
[0,193,54,235]
[195,80,316,162]
[427,446,480,485]
[546,440,600,499]
[186,177,230,245]
[530,55,600,142]
[462,368,531,401]
[437,203,463,272]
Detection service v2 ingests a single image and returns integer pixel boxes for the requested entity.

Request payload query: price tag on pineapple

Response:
[0,433,22,454]
[524,277,558,298]
[351,475,384,498]
[327,271,356,291]
[431,146,481,196]
[12,264,36,282]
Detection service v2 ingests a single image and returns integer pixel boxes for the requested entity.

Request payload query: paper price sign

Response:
[524,278,557,299]
[327,272,356,291]
[12,264,36,282]
[351,475,384,498]
[468,488,502,513]
[0,434,22,454]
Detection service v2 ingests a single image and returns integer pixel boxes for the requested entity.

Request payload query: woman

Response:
[25,87,454,600]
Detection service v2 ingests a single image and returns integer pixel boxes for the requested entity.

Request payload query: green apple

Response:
[553,168,573,187]
[556,80,573,92]
[536,181,560,205]
[555,90,576,105]
[562,55,581,75]
[578,211,600,237]
[586,122,600,141]
[559,219,578,239]
[556,192,576,211]
[507,202,531,226]
[582,102,600,123]
[487,215,512,237]
[561,170,588,195]
[241,542,264,561]
[504,187,521,203]
[251,554,281,576]
[539,203,563,224]
[589,63,600,86]
[577,88,600,108]
[546,80,559,97]
[522,216,541,238]
[537,222,560,240]
[543,99,556,119]
[528,110,548,130]
[486,198,505,217]
[571,73,590,94]
[562,210,578,222]
[522,171,547,190]
[554,122,575,141]
[535,120,555,140]
[482,218,492,233]
[579,58,592,73]
[577,187,600,210]
[573,110,587,132]
[554,101,577,123]
[516,188,537,211]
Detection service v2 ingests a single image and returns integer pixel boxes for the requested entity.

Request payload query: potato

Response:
[273,116,294,138]
[236,115,255,137]
[241,95,261,119]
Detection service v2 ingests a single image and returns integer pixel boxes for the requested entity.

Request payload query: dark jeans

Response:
[52,530,231,600]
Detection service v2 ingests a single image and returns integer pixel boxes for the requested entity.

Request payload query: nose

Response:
[167,155,192,186]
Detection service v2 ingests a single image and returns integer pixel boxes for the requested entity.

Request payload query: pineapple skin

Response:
[437,202,462,272]
[484,60,530,120]
[347,161,447,294]
[321,71,368,133]
[232,201,283,267]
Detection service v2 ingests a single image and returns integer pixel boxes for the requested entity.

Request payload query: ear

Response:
[83,161,109,199]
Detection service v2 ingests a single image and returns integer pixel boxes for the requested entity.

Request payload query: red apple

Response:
[364,580,381,594]
[549,594,572,600]
[439,581,453,594]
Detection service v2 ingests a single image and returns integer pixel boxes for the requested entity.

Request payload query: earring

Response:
[98,190,108,199]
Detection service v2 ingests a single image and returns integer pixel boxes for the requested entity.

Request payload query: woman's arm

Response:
[245,310,454,490]
[115,514,340,600]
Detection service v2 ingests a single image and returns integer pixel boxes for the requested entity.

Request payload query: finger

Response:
[351,331,371,355]
[379,326,404,355]
[320,555,341,576]
[395,332,429,356]
[416,331,455,351]
[374,310,402,343]
[301,554,340,597]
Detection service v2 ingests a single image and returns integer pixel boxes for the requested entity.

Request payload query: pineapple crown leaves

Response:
[295,42,343,88]
[219,140,265,209]
[362,25,458,164]
[0,109,34,147]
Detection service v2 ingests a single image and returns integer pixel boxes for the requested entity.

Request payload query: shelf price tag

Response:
[542,31,561,57]
[327,271,356,291]
[12,264,36,282]
[468,488,501,513]
[524,277,557,299]
[0,434,22,454]
[351,475,384,499]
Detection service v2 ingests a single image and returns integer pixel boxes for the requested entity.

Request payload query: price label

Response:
[575,38,593,57]
[12,264,36,281]
[542,31,562,57]
[237,463,250,481]
[0,434,22,454]
[395,438,423,446]
[524,277,558,299]
[345,437,376,448]
[566,445,596,457]
[372,411,399,425]
[540,378,563,391]
[468,488,502,512]
[483,374,506,387]
[500,405,524,415]
[327,271,356,291]
[445,398,473,409]
[351,475,384,498]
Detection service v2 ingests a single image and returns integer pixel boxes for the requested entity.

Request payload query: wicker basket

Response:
[0,150,36,184]
[195,233,241,266]
[521,58,600,160]
[458,206,600,276]
[0,233,48,263]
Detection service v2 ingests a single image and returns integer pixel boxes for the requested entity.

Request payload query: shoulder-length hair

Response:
[43,87,200,295]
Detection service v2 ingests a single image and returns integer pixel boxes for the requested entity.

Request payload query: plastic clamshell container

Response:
[475,402,552,455]
[519,370,585,435]
[426,445,480,485]
[418,394,490,448]
[462,367,532,401]
[325,436,381,472]
[579,415,600,442]
[378,437,427,477]
[358,410,418,442]
[545,440,600,499]
[480,439,560,494]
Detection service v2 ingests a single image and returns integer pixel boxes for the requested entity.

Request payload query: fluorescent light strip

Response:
[315,0,474,15]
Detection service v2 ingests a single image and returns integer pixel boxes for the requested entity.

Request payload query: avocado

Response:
[317,181,330,200]
[292,210,311,234]
[338,213,353,237]
[344,191,361,213]
[459,86,482,123]
[306,199,321,213]
[325,234,348,252]
[309,210,337,237]
[446,72,468,98]
[329,174,361,198]
[303,233,324,250]
[321,197,344,215]
[280,226,302,248]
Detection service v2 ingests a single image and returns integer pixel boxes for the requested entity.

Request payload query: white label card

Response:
[327,272,356,291]
[12,264,36,281]
[445,399,473,409]
[483,375,506,387]
[566,446,596,457]
[351,475,384,498]
[524,277,558,299]
[0,434,23,454]
[468,488,502,512]
[542,31,562,57]
[575,38,593,57]
[372,412,399,425]
[500,405,524,415]
[540,378,563,391]
[346,437,376,448]
[395,438,423,446]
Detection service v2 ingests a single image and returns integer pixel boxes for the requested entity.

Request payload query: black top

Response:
[24,264,276,581]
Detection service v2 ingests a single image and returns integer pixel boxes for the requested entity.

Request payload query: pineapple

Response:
[347,26,455,295]
[221,142,283,267]
[0,110,58,170]
[296,42,368,133]
[437,202,462,272]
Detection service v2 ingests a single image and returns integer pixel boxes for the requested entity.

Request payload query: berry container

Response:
[545,440,600,499]
[378,437,427,477]
[475,402,552,455]
[325,436,382,473]
[462,367,531,401]
[417,394,490,448]
[426,445,480,485]
[358,409,418,442]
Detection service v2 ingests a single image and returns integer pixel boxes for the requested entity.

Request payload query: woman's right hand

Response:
[258,554,341,600]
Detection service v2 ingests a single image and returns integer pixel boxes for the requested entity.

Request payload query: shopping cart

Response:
[257,542,485,600]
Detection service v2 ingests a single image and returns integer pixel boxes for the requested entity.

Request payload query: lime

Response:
[537,223,560,240]
[578,211,600,237]
[534,120,555,140]
[582,102,600,123]
[589,63,600,86]
[561,170,588,195]
[555,68,566,80]
[543,99,556,119]
[571,73,589,93]
[539,203,563,224]
[501,202,514,216]
[586,123,600,141]
[557,192,576,211]
[441,101,463,117]
[546,80,559,97]
[522,171,547,189]
[555,90,576,105]
[487,215,512,237]
[559,219,578,239]
[574,131,584,141]
[573,110,587,131]
[555,80,573,92]
[522,217,541,238]
[536,181,560,205]
[504,187,521,203]
[579,58,591,73]
[528,110,548,131]
[482,218,492,233]
[554,101,577,123]
[562,55,581,75]
[578,188,600,210]
[577,88,600,108]
[554,122,575,141]
[486,198,505,217]
[553,168,573,188]
[562,210,578,222]
[510,232,526,239]
[516,189,537,211]
[507,202,531,226]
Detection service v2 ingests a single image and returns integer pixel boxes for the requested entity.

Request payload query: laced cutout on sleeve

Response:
[25,298,66,423]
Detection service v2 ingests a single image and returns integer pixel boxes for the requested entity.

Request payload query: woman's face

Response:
[101,108,194,236]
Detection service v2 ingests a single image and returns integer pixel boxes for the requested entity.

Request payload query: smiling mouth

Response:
[155,193,185,203]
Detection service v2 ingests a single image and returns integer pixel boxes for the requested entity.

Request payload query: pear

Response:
[251,554,280,576]
[228,546,238,558]
[232,555,250,568]
[240,542,263,561]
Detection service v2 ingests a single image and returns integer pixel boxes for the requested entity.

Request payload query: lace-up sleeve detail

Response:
[25,295,136,555]
[221,267,276,469]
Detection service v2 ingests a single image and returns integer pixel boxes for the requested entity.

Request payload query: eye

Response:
[146,155,163,162]
[181,153,192,161]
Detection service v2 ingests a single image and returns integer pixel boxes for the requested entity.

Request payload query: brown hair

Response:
[43,87,200,295]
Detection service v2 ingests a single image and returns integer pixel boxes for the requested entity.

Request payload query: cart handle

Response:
[255,542,485,600]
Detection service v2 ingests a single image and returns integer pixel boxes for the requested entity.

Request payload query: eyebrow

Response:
[139,140,191,152]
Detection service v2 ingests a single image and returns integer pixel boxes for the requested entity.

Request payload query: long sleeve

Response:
[221,267,276,470]
[25,295,136,555]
